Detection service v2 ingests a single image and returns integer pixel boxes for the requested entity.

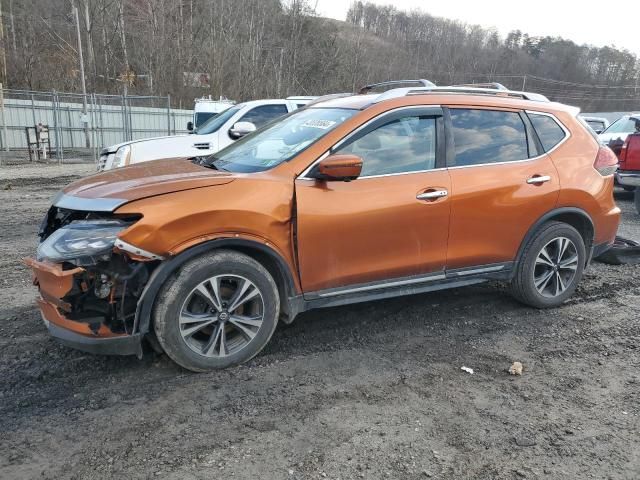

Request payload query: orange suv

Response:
[26,80,620,371]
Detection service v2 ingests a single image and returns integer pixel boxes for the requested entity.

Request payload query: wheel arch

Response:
[135,238,300,335]
[516,207,595,268]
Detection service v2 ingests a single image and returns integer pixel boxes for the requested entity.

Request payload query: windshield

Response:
[602,116,636,135]
[196,105,241,135]
[195,112,218,128]
[204,108,356,173]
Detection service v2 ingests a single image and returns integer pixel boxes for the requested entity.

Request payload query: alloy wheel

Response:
[179,275,265,358]
[533,236,579,298]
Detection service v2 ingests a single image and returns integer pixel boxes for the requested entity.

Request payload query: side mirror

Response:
[229,121,256,139]
[310,154,363,182]
[187,121,194,131]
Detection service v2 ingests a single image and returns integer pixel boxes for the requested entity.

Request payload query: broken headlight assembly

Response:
[37,219,128,266]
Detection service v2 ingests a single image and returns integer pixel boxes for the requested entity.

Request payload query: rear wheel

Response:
[510,222,586,308]
[153,250,280,372]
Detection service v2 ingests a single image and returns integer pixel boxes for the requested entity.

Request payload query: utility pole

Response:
[73,4,91,148]
[0,1,7,84]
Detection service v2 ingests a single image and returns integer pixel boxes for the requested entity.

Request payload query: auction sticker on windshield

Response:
[301,119,337,129]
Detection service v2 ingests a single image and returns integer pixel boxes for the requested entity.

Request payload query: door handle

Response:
[526,175,551,185]
[417,189,448,200]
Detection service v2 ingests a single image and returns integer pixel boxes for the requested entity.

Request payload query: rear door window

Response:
[528,113,567,152]
[449,109,529,166]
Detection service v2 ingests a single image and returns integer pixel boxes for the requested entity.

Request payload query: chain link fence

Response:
[0,88,192,165]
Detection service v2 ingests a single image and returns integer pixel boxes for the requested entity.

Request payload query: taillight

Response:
[618,138,629,168]
[594,146,618,176]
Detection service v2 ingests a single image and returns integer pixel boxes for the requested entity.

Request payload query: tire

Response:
[635,189,640,215]
[153,250,280,372]
[510,221,586,308]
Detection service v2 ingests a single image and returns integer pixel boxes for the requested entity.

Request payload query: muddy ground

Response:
[0,164,638,480]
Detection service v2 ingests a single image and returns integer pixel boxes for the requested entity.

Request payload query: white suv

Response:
[98,99,301,171]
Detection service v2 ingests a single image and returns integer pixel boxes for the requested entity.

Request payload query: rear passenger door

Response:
[444,107,561,271]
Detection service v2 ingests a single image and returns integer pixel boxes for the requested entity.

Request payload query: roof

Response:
[308,79,577,116]
[310,92,579,116]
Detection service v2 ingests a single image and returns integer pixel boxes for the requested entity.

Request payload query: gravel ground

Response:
[0,165,638,480]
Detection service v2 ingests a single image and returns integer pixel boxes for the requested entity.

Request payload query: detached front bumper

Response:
[615,171,640,188]
[25,258,143,357]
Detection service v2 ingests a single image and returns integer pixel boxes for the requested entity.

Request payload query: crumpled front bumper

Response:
[24,257,142,356]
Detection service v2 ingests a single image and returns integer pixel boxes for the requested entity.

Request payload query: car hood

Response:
[103,134,193,153]
[599,132,631,144]
[54,158,234,212]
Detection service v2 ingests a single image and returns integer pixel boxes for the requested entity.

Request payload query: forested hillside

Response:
[2,0,638,110]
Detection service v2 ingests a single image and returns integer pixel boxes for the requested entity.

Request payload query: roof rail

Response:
[359,79,435,94]
[371,85,549,103]
[303,92,353,108]
[450,82,508,91]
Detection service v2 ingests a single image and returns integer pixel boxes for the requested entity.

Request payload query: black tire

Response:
[153,250,280,372]
[635,189,640,215]
[510,221,586,308]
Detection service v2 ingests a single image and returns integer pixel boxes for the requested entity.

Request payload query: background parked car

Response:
[581,116,609,134]
[613,115,640,212]
[598,113,640,145]
[98,99,302,171]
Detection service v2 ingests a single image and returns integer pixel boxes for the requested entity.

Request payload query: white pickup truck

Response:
[98,98,311,171]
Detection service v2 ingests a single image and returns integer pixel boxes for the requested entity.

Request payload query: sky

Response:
[315,0,640,56]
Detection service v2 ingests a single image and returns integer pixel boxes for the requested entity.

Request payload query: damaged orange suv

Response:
[27,80,620,371]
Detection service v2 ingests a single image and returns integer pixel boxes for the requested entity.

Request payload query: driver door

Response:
[295,107,451,293]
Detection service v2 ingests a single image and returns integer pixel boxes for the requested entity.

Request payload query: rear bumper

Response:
[615,171,640,187]
[25,257,143,357]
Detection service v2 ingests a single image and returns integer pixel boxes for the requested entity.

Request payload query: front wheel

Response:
[153,250,280,372]
[510,222,586,308]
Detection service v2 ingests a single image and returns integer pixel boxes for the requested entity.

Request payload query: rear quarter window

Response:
[528,113,567,152]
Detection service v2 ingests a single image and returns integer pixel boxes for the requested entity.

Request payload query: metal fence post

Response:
[0,83,8,156]
[56,92,64,164]
[90,93,97,163]
[121,93,127,142]
[51,90,60,162]
[97,95,104,148]
[166,94,171,135]
[30,94,37,126]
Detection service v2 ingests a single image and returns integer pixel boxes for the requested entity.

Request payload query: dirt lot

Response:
[0,164,638,480]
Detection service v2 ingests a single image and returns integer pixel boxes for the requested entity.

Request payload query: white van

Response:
[190,96,235,130]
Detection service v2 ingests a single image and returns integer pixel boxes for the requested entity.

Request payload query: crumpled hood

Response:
[56,158,234,212]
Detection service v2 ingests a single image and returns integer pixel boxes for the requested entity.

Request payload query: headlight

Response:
[37,220,128,266]
[112,145,131,169]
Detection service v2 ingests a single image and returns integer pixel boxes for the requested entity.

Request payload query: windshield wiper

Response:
[195,155,229,171]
